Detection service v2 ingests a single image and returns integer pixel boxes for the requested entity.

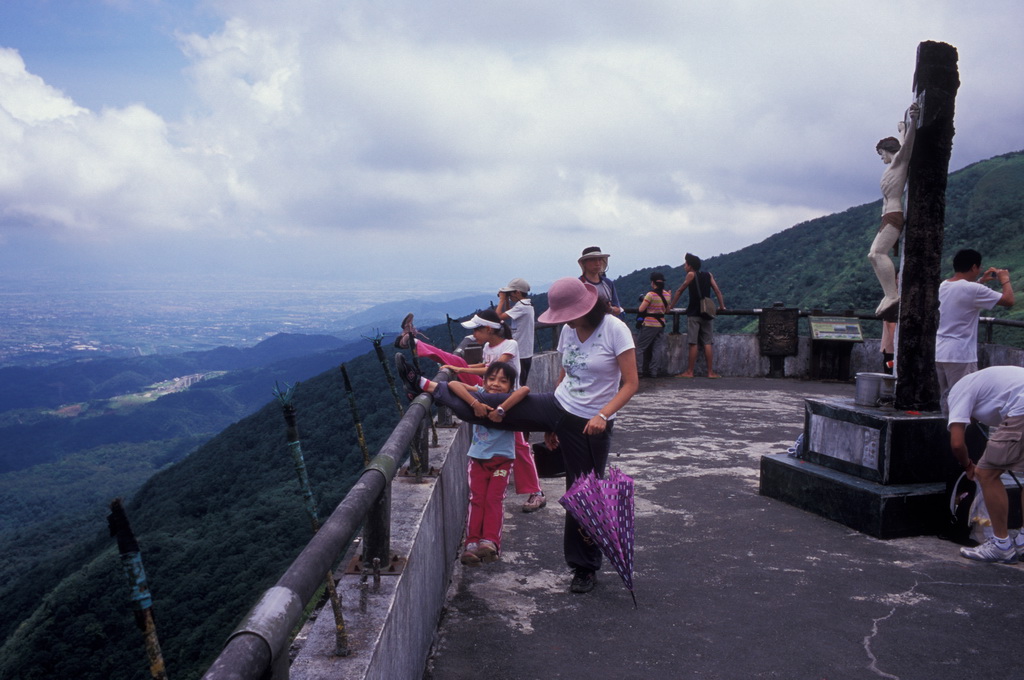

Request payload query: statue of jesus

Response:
[868,102,920,320]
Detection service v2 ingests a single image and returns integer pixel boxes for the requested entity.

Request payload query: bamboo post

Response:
[367,333,404,416]
[340,364,370,466]
[273,383,350,657]
[445,314,457,350]
[107,499,168,680]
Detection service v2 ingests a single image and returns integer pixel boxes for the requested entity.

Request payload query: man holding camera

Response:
[935,249,1015,415]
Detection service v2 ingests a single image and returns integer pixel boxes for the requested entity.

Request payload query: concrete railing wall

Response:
[979,342,1024,369]
[657,333,1023,379]
[658,333,889,378]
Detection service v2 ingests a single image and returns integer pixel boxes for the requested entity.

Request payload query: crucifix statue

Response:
[868,101,920,321]
[890,41,961,411]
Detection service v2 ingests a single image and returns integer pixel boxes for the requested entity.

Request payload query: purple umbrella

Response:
[558,466,636,606]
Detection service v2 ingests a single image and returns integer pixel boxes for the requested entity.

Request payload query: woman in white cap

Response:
[398,277,638,594]
[444,308,521,383]
[578,246,623,316]
[394,310,511,386]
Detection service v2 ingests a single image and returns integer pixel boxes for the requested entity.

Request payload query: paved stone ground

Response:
[424,377,1024,680]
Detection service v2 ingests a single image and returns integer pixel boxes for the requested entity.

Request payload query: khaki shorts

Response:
[687,316,714,346]
[978,415,1024,472]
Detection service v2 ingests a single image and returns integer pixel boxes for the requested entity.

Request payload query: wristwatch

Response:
[496,406,506,416]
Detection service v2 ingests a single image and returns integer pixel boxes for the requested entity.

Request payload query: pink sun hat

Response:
[538,277,599,324]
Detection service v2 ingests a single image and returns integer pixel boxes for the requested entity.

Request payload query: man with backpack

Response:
[947,365,1024,563]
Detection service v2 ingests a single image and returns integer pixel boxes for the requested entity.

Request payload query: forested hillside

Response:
[0,334,377,580]
[2,150,1023,680]
[0,333,391,680]
[0,346,432,680]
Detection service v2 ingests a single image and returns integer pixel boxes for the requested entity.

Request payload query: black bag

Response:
[634,315,645,330]
[532,442,566,477]
[944,471,979,545]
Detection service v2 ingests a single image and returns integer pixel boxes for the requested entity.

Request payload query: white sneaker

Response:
[960,538,1019,564]
[1011,529,1024,559]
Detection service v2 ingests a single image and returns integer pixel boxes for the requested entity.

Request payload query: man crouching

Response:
[947,365,1024,563]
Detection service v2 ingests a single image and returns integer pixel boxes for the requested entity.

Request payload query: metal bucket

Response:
[855,372,896,406]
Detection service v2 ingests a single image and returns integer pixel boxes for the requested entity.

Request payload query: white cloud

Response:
[0,48,224,236]
[1,1,1023,286]
[0,48,87,123]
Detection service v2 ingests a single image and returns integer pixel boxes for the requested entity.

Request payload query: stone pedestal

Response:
[760,397,959,538]
[801,397,954,484]
[760,455,947,538]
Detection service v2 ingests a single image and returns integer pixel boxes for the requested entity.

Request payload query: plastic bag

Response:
[968,489,993,544]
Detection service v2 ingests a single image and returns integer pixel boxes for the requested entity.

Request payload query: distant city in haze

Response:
[0,271,493,367]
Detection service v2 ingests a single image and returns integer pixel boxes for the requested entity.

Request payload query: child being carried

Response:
[398,357,530,565]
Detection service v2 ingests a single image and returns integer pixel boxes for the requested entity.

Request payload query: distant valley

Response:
[0,281,491,368]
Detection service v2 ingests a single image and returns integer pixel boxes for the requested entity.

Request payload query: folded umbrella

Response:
[558,466,636,606]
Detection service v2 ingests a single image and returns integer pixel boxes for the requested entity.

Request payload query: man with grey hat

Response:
[496,277,536,385]
[496,277,544,512]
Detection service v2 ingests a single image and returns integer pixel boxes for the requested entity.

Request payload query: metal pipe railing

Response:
[980,316,1024,344]
[621,307,1024,333]
[535,306,1024,350]
[201,387,437,680]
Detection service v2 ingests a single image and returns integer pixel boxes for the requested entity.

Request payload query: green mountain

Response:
[0,348,415,680]
[2,150,1023,680]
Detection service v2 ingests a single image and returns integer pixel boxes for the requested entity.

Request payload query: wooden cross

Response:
[893,41,960,411]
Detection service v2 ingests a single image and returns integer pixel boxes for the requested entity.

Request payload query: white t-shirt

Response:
[503,300,535,359]
[482,338,521,387]
[554,315,635,420]
[935,279,1002,363]
[947,366,1024,428]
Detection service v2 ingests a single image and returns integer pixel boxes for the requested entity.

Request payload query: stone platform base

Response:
[759,454,947,539]
[803,397,956,485]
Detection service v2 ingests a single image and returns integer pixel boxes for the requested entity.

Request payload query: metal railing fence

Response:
[531,307,1024,348]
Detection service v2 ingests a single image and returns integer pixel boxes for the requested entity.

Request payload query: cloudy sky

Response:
[1,1,1022,294]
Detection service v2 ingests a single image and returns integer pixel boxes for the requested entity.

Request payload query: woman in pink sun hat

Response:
[397,277,638,594]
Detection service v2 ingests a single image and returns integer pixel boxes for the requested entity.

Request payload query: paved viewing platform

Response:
[424,377,1023,680]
